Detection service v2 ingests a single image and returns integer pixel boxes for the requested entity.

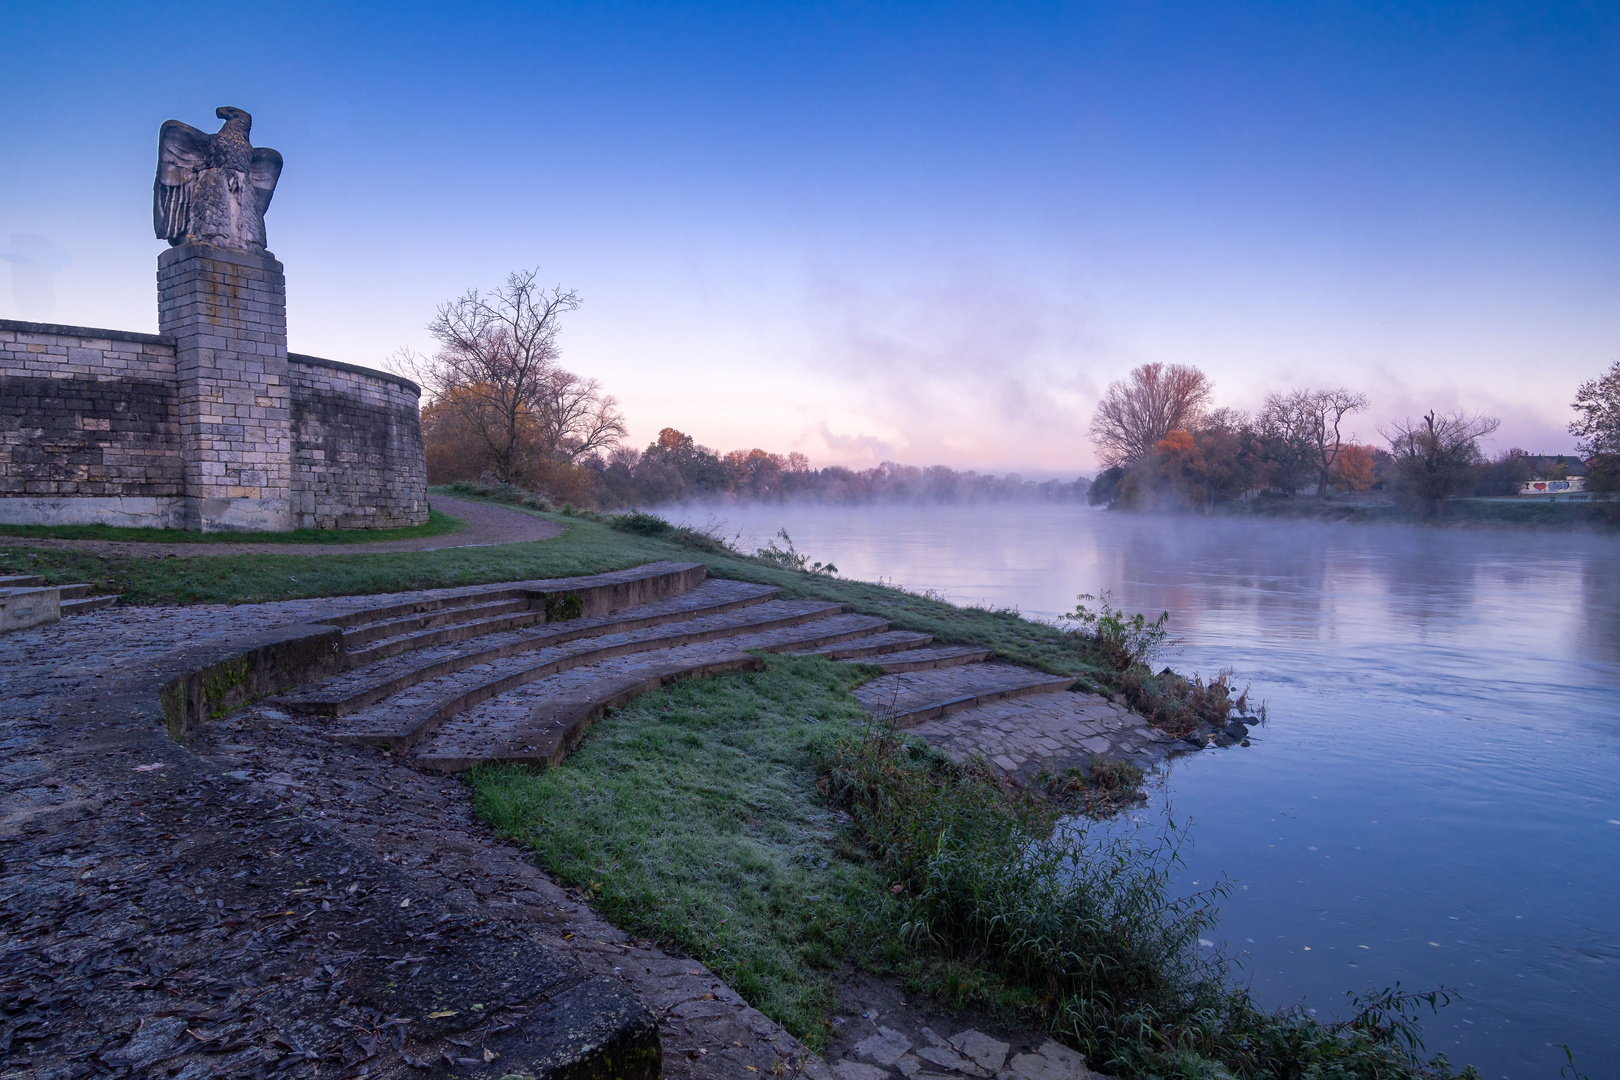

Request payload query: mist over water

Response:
[664,501,1620,1077]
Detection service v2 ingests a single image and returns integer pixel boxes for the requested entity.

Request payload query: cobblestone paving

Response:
[0,600,810,1078]
[853,664,1075,723]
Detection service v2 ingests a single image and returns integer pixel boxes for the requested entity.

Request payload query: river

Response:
[662,501,1620,1078]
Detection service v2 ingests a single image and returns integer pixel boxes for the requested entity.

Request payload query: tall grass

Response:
[822,723,1481,1079]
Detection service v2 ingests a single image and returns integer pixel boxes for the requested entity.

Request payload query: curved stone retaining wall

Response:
[288,354,427,529]
[0,319,427,530]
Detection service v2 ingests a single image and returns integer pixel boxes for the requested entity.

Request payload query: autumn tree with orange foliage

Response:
[1142,425,1257,512]
[406,269,624,493]
[1331,444,1379,492]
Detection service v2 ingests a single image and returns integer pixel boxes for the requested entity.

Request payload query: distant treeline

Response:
[587,429,1085,508]
[409,273,1089,509]
[1086,362,1619,517]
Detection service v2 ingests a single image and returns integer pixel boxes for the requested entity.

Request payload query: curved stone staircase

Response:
[271,561,1174,779]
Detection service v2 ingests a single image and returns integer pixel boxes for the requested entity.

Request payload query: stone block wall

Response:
[0,319,427,531]
[0,321,185,527]
[289,355,428,529]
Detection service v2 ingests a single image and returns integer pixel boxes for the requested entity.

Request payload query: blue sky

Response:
[2,1,1617,473]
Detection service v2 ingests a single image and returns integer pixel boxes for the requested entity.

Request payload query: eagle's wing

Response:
[249,148,283,218]
[154,120,210,242]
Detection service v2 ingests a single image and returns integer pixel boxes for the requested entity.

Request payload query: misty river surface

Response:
[663,502,1620,1077]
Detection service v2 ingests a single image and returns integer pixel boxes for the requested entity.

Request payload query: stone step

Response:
[911,690,1177,779]
[319,584,529,631]
[854,663,1076,728]
[414,652,768,773]
[341,595,533,647]
[0,574,45,588]
[325,560,709,664]
[853,645,992,673]
[60,594,119,616]
[345,606,551,665]
[412,615,897,773]
[317,560,707,630]
[56,583,95,600]
[0,586,59,634]
[320,600,855,750]
[792,630,934,659]
[282,579,781,716]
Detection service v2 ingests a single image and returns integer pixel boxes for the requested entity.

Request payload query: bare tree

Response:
[1301,388,1369,497]
[1256,391,1316,494]
[1570,360,1620,457]
[1089,363,1214,467]
[1379,410,1501,516]
[406,269,623,485]
[530,366,627,464]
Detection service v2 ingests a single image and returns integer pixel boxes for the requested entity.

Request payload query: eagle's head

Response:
[215,106,252,132]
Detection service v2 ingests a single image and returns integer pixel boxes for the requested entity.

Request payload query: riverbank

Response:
[1212,492,1620,529]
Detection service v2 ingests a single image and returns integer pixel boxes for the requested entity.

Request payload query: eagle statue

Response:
[153,106,283,252]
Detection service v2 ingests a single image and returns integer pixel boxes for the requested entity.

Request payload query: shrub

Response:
[754,529,838,575]
[1063,592,1171,671]
[610,509,674,536]
[608,508,734,553]
[442,478,557,512]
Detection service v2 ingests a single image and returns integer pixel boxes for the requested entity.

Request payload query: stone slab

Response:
[0,586,59,633]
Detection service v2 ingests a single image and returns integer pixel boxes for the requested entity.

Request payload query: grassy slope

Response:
[473,655,886,1048]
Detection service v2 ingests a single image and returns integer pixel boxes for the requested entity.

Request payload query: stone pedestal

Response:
[157,243,294,531]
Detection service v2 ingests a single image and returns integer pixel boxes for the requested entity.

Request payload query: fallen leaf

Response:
[133,763,166,772]
[426,1010,458,1019]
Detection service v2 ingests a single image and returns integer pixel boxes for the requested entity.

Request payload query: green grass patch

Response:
[0,507,466,544]
[470,654,886,1048]
[0,508,675,605]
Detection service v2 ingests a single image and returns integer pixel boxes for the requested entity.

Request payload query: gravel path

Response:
[0,493,562,558]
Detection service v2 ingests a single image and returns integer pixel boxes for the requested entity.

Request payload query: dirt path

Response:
[0,493,562,558]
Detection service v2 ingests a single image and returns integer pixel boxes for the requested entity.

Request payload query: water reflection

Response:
[667,502,1620,1077]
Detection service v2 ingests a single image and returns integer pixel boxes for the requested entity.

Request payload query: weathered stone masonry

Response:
[0,323,185,528]
[288,353,428,530]
[158,243,296,531]
[0,315,427,531]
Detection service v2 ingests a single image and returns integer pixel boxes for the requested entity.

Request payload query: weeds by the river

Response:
[607,507,735,553]
[1045,756,1148,815]
[1064,591,1173,670]
[753,528,839,575]
[823,721,1480,1079]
